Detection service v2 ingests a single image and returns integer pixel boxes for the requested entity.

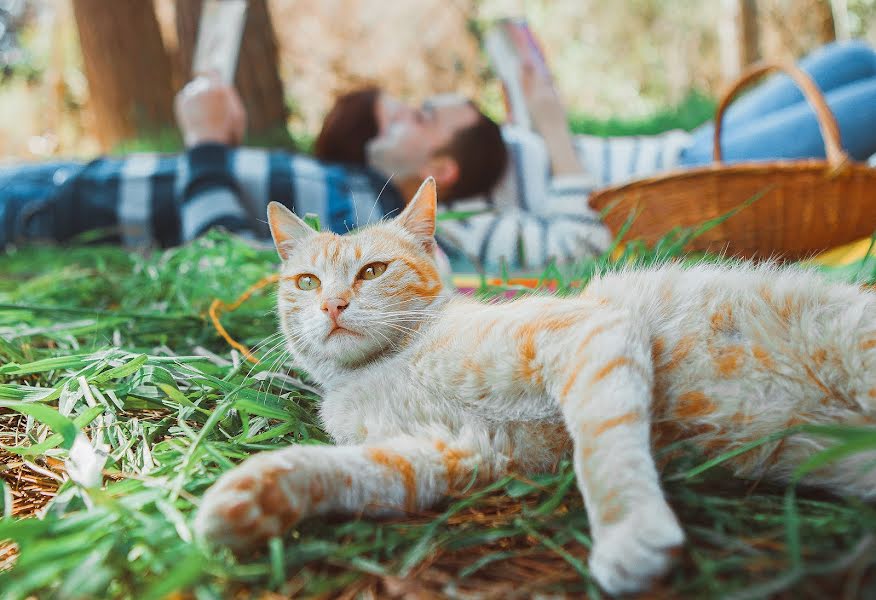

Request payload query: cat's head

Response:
[268,178,445,369]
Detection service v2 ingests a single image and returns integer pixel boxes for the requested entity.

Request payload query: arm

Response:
[519,53,586,177]
[179,144,252,241]
[174,75,252,241]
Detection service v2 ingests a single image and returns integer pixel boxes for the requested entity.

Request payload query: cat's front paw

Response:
[194,454,302,552]
[589,501,684,595]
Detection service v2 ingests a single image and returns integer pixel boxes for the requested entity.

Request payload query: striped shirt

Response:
[438,126,692,270]
[56,144,405,248]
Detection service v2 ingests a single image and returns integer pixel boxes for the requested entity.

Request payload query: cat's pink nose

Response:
[322,297,349,322]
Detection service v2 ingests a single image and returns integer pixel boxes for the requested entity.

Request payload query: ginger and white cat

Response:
[195,178,876,594]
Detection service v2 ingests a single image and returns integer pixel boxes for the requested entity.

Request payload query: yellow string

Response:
[208,273,280,364]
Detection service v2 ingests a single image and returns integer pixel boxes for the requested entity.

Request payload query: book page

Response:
[192,0,248,83]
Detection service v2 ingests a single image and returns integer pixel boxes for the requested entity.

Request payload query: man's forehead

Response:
[423,94,478,133]
[422,93,469,110]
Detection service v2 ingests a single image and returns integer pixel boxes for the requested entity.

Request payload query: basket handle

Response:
[713,62,848,167]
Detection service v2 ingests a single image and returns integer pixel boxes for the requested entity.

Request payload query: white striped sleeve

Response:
[118,153,160,248]
[181,188,248,241]
[438,208,611,270]
[574,130,693,185]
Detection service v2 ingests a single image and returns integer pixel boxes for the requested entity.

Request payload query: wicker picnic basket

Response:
[588,62,876,260]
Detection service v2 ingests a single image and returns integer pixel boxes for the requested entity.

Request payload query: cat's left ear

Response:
[397,177,437,252]
[267,201,315,261]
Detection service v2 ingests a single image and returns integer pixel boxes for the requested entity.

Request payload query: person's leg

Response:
[0,161,83,249]
[688,41,876,150]
[679,76,876,165]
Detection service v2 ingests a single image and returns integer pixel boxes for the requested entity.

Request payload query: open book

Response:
[485,18,556,130]
[192,0,248,83]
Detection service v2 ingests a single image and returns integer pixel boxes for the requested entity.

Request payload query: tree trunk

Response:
[72,0,176,150]
[738,0,761,69]
[176,0,290,145]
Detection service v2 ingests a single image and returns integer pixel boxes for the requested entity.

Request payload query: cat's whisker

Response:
[239,337,287,395]
[374,320,425,336]
[242,333,285,367]
[368,322,429,348]
[241,332,284,359]
[374,323,414,346]
[378,295,447,308]
[249,338,295,400]
[262,349,294,399]
[366,314,428,328]
[369,174,396,225]
[376,303,445,311]
[377,310,442,318]
[260,349,296,404]
[349,188,359,232]
[382,305,444,316]
[245,333,287,369]
[358,327,395,353]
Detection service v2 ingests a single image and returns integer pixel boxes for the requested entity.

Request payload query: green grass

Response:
[567,89,716,136]
[1,224,875,598]
[110,126,299,157]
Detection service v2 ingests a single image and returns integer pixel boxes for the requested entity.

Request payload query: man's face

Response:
[367,93,478,178]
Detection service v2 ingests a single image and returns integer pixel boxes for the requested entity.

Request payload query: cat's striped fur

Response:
[195,178,876,594]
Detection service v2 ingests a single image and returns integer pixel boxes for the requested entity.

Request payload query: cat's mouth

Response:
[326,325,361,339]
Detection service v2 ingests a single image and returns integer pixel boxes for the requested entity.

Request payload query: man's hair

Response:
[438,104,508,202]
[314,87,380,165]
[315,89,507,202]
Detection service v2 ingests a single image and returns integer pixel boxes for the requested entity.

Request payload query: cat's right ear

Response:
[267,202,315,261]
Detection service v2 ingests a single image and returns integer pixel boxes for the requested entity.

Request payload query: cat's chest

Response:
[319,356,463,442]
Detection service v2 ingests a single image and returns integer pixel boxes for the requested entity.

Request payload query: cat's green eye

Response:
[359,262,388,281]
[296,274,320,291]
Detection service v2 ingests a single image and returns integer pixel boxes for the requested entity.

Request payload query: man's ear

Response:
[420,155,459,191]
[267,202,315,260]
[397,177,437,252]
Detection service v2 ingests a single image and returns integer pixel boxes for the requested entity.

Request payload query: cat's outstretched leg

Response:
[194,434,490,551]
[544,307,683,595]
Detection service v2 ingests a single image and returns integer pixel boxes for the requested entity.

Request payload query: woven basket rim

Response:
[589,159,875,209]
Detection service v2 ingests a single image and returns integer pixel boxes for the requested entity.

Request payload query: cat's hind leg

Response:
[194,432,493,551]
[542,308,683,595]
[768,429,876,500]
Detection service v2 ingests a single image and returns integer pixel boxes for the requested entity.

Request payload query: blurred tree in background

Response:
[70,0,176,149]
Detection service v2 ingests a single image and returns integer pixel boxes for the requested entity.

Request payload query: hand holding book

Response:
[175,0,248,148]
[175,74,247,148]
